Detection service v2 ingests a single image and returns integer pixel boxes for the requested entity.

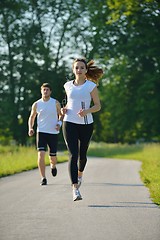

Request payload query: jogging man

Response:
[28,83,62,185]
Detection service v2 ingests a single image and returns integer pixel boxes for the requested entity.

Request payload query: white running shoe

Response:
[73,188,82,201]
[77,177,82,189]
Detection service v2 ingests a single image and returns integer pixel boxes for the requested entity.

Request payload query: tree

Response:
[0,0,159,144]
[0,0,102,144]
[89,0,160,142]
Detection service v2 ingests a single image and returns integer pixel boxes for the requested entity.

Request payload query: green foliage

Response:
[0,0,159,144]
[0,0,92,144]
[106,0,157,23]
[96,0,160,142]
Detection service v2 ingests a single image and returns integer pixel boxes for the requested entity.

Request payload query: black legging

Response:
[63,121,93,184]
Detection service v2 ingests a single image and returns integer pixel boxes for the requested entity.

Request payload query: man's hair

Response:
[41,83,52,91]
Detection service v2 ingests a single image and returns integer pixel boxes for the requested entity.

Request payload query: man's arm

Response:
[28,102,37,136]
[55,100,63,130]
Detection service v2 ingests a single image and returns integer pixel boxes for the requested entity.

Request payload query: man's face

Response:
[41,87,51,98]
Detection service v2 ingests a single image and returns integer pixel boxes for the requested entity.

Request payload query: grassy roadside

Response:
[88,142,160,206]
[0,146,68,177]
[0,143,159,205]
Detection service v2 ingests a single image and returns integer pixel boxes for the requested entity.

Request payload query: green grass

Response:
[88,142,160,205]
[0,146,68,177]
[0,143,160,206]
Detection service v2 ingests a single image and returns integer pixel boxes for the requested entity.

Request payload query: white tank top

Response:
[63,80,96,124]
[36,97,59,134]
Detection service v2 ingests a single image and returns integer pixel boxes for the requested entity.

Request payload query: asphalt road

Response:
[0,157,159,240]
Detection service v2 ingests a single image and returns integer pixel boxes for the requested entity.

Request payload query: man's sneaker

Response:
[73,188,82,201]
[40,177,47,186]
[77,177,82,189]
[51,167,57,177]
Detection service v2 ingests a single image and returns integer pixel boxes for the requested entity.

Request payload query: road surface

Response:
[0,157,159,240]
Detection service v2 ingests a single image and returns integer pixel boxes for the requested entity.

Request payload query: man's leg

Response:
[36,132,47,183]
[49,155,57,169]
[47,134,58,177]
[38,151,46,178]
[49,155,57,177]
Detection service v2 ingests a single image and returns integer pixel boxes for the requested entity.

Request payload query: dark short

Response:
[37,132,58,156]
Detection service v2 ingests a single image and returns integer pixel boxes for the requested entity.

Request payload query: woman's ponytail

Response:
[86,60,103,84]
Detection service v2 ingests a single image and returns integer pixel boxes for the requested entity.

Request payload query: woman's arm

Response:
[78,87,101,117]
[88,86,101,113]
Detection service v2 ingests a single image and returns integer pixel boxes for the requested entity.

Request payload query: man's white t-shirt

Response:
[36,97,59,134]
[63,80,96,124]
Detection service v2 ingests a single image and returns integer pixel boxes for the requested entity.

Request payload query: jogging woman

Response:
[62,58,103,201]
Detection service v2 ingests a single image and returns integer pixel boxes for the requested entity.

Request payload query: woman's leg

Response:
[78,123,93,173]
[63,122,79,185]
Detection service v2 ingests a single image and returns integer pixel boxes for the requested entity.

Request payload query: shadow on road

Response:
[88,202,159,209]
[86,182,144,187]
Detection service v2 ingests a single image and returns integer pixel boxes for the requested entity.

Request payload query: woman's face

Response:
[73,61,87,77]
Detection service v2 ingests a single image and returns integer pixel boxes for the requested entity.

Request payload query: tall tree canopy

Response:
[0,0,159,144]
[90,0,160,142]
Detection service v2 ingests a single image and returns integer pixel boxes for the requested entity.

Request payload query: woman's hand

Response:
[77,109,88,117]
